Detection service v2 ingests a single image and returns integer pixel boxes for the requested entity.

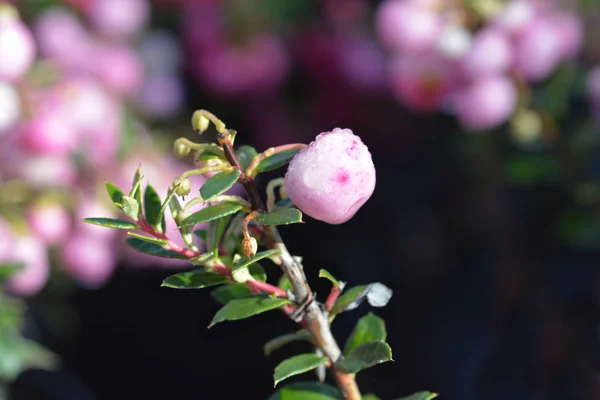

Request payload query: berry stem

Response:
[218,133,361,400]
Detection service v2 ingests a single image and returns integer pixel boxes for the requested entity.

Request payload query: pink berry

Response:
[27,201,71,245]
[389,51,456,113]
[460,27,512,78]
[5,235,50,297]
[60,233,116,288]
[513,17,562,82]
[0,81,20,133]
[284,128,376,224]
[0,5,36,81]
[551,12,583,60]
[88,0,149,39]
[94,44,144,98]
[375,0,441,52]
[18,106,78,155]
[493,0,536,35]
[453,75,517,131]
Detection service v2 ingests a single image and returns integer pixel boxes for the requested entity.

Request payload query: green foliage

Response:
[256,208,303,226]
[82,218,138,230]
[344,313,387,356]
[209,295,290,327]
[236,145,259,170]
[127,232,168,246]
[256,149,301,174]
[162,269,229,289]
[331,283,392,314]
[336,341,392,374]
[200,170,241,201]
[210,284,253,305]
[318,269,338,286]
[125,238,187,259]
[180,203,245,226]
[130,167,144,205]
[206,214,234,254]
[105,182,124,206]
[393,392,439,400]
[273,353,328,386]
[231,249,281,273]
[331,285,369,314]
[0,264,22,281]
[268,382,342,400]
[363,395,381,400]
[121,196,140,220]
[264,330,313,356]
[143,185,163,229]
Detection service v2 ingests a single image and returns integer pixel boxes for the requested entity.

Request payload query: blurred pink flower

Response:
[5,235,50,297]
[0,7,36,81]
[60,233,117,288]
[27,201,72,245]
[87,0,150,39]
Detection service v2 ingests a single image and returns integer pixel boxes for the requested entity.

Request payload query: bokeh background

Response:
[1,0,600,399]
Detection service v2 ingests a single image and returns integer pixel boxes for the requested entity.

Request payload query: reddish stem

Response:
[246,279,288,298]
[325,286,342,313]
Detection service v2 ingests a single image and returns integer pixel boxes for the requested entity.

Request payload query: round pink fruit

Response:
[0,5,36,81]
[285,128,376,224]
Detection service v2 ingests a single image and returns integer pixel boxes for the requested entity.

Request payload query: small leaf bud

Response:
[173,138,191,158]
[191,111,210,133]
[242,236,258,258]
[173,177,191,197]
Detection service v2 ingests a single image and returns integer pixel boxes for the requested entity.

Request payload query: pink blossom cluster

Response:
[376,0,583,131]
[0,2,190,297]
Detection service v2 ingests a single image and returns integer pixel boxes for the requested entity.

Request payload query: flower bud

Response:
[242,236,258,258]
[191,111,210,133]
[173,177,191,197]
[173,138,191,158]
[284,128,375,224]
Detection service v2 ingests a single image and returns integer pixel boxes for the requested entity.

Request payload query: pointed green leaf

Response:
[274,354,328,387]
[268,382,342,400]
[344,313,387,355]
[168,195,184,222]
[255,208,303,226]
[193,229,207,241]
[256,149,301,174]
[127,232,168,246]
[209,295,290,327]
[200,170,241,201]
[336,341,392,374]
[105,183,124,206]
[162,269,229,289]
[189,252,215,266]
[180,203,245,226]
[231,249,281,273]
[363,395,381,400]
[393,392,439,400]
[125,238,187,259]
[130,167,143,205]
[0,264,22,281]
[210,284,253,305]
[331,285,368,314]
[143,185,163,228]
[121,196,140,220]
[319,269,338,286]
[83,218,138,230]
[248,263,267,282]
[278,275,293,292]
[236,145,258,170]
[264,330,312,356]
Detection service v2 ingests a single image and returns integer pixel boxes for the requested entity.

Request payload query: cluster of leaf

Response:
[84,129,434,399]
[0,265,57,393]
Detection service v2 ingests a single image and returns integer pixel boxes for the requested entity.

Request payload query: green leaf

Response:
[121,196,140,220]
[231,249,281,273]
[125,238,187,259]
[275,197,294,209]
[264,330,312,356]
[319,269,338,286]
[393,392,439,400]
[210,284,253,305]
[248,263,267,282]
[236,145,258,170]
[206,214,234,253]
[256,149,300,174]
[193,229,207,241]
[189,252,215,266]
[0,264,22,281]
[127,232,168,246]
[195,146,224,162]
[336,341,392,374]
[255,208,303,226]
[344,313,387,355]
[278,275,293,292]
[180,203,245,227]
[209,295,290,327]
[105,183,124,206]
[331,285,369,314]
[200,170,241,201]
[162,269,229,289]
[82,218,138,230]
[143,185,163,228]
[130,167,143,205]
[274,354,328,386]
[268,382,342,400]
[363,395,381,400]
